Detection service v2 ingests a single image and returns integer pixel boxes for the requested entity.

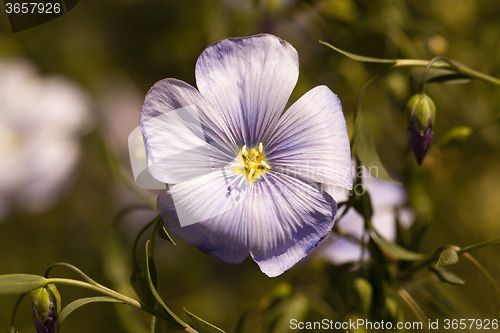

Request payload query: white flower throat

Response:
[232,142,271,182]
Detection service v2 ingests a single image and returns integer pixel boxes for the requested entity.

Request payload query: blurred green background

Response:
[1,0,500,332]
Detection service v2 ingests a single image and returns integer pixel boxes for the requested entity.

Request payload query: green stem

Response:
[398,247,445,281]
[45,262,101,286]
[418,56,454,93]
[456,236,500,255]
[397,287,430,333]
[133,217,157,268]
[46,277,200,333]
[45,278,171,324]
[393,59,500,86]
[9,293,26,333]
[320,41,500,86]
[114,204,154,227]
[462,253,500,304]
[149,220,158,256]
[354,64,394,118]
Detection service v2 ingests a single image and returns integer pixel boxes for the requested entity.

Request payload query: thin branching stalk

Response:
[462,253,500,304]
[397,287,430,333]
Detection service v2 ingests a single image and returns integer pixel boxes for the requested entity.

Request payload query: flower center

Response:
[232,142,271,182]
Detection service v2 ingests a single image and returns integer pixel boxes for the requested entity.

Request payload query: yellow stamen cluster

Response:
[232,142,271,182]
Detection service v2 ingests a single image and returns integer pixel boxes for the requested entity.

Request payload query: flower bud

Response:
[439,126,473,148]
[406,93,436,164]
[31,284,61,333]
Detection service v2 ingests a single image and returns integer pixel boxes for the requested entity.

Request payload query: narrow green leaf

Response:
[157,216,176,245]
[184,309,226,333]
[270,293,308,333]
[320,41,397,64]
[354,278,372,316]
[146,256,159,308]
[351,187,373,221]
[426,73,472,84]
[145,240,186,329]
[232,306,251,333]
[130,267,149,303]
[429,267,465,286]
[9,293,26,333]
[368,222,426,261]
[0,274,48,295]
[437,248,459,267]
[353,116,402,184]
[57,297,123,331]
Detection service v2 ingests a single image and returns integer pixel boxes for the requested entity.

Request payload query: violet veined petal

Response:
[158,169,250,263]
[195,34,299,146]
[140,79,236,184]
[266,85,352,190]
[248,172,337,277]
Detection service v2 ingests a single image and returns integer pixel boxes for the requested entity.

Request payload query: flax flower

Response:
[141,34,352,277]
[323,173,415,265]
[0,59,91,220]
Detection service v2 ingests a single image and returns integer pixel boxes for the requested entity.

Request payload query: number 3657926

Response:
[5,2,61,14]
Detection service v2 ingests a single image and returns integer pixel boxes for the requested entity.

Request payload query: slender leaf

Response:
[130,267,150,303]
[146,256,159,308]
[232,306,251,333]
[57,297,123,331]
[0,274,48,295]
[353,116,402,184]
[436,248,459,267]
[429,267,465,286]
[320,41,397,64]
[157,217,176,245]
[351,187,373,221]
[270,293,308,333]
[144,240,186,329]
[439,126,473,148]
[354,278,372,316]
[368,221,426,261]
[426,73,471,84]
[9,293,27,333]
[184,309,226,333]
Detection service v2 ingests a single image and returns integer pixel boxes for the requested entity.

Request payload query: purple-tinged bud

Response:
[406,93,436,164]
[31,284,61,333]
[409,119,433,164]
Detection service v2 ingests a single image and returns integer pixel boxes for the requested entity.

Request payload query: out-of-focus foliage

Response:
[1,0,500,332]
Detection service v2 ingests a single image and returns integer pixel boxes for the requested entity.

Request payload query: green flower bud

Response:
[406,93,436,135]
[407,93,436,164]
[439,126,473,148]
[31,283,61,333]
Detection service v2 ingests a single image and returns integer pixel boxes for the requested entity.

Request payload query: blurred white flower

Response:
[0,58,92,220]
[322,170,415,265]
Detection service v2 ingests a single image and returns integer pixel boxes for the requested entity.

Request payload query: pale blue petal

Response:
[195,34,299,147]
[141,79,236,183]
[266,86,352,190]
[249,172,337,277]
[159,169,337,276]
[158,170,250,264]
